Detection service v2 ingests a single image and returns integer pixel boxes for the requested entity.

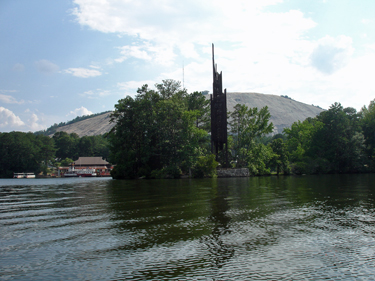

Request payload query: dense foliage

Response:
[52,132,110,160]
[228,104,274,170]
[0,131,110,178]
[108,80,276,179]
[3,78,375,179]
[109,80,375,178]
[0,132,55,178]
[284,102,375,174]
[108,80,211,179]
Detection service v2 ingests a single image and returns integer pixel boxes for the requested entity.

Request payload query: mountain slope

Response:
[227,92,323,134]
[52,93,323,137]
[52,112,114,137]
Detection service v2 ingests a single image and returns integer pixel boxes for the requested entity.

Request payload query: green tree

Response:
[246,143,274,175]
[229,104,273,168]
[0,132,56,177]
[108,80,209,179]
[91,135,110,159]
[52,132,110,162]
[53,132,79,160]
[192,154,218,178]
[156,79,185,99]
[309,103,365,173]
[109,92,154,179]
[269,138,290,175]
[284,118,323,174]
[186,91,210,130]
[284,118,324,162]
[60,157,74,167]
[360,99,375,169]
[285,103,366,174]
[77,136,94,157]
[35,134,56,175]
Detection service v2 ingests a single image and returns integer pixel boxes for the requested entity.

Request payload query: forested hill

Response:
[46,93,323,137]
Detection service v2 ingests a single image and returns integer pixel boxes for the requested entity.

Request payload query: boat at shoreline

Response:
[63,170,78,177]
[13,173,35,179]
[63,168,97,177]
[77,168,97,177]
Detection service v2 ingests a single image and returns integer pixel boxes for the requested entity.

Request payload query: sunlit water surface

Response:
[1,175,375,280]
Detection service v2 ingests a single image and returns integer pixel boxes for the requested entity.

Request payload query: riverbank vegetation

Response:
[108,80,375,179]
[0,132,55,178]
[2,79,375,179]
[108,80,282,179]
[284,101,374,174]
[0,131,109,178]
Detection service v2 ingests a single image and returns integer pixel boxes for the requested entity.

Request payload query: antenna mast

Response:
[182,61,185,89]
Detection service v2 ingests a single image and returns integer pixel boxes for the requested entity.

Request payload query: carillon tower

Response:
[211,44,228,167]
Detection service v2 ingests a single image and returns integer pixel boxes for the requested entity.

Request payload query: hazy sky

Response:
[1,0,375,132]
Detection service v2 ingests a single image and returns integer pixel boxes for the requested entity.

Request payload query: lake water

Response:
[1,175,375,280]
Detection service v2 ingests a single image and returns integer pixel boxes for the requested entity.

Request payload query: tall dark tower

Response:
[211,44,228,167]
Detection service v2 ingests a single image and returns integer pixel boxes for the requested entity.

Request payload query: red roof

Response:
[73,157,110,166]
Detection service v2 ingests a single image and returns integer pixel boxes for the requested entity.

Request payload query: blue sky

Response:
[1,0,375,132]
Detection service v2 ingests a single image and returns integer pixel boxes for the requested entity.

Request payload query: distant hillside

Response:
[226,92,323,134]
[49,112,115,137]
[36,111,112,136]
[47,93,324,137]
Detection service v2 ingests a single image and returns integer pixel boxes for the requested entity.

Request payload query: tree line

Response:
[2,79,375,179]
[108,79,285,179]
[0,131,109,178]
[108,79,375,179]
[284,101,375,174]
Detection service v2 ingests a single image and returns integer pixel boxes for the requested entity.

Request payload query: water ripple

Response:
[1,175,375,280]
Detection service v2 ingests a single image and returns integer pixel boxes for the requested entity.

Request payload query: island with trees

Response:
[1,79,375,179]
[107,79,375,179]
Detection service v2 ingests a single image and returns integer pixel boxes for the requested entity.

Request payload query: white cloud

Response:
[0,108,48,132]
[73,1,314,66]
[89,64,101,69]
[361,19,372,25]
[63,67,102,78]
[71,1,375,111]
[321,52,375,109]
[118,80,156,96]
[0,93,25,104]
[72,0,285,39]
[310,35,353,74]
[115,43,176,66]
[0,107,25,128]
[80,89,111,98]
[0,90,16,93]
[12,63,25,72]
[35,59,59,74]
[68,106,93,117]
[27,113,45,131]
[365,43,375,51]
[116,45,152,62]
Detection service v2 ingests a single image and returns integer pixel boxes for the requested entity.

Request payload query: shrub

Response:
[192,154,218,178]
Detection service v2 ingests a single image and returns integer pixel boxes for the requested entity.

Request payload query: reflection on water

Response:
[201,180,234,269]
[1,175,375,280]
